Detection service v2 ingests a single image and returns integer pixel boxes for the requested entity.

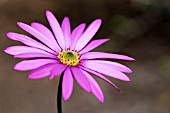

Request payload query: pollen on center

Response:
[58,49,80,66]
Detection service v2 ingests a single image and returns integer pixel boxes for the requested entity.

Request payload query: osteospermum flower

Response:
[5,10,135,103]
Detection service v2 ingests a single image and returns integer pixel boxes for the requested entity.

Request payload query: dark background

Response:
[0,0,170,113]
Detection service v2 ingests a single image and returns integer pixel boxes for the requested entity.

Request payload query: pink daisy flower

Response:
[5,10,135,103]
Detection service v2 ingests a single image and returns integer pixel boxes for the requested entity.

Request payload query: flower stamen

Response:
[58,50,80,66]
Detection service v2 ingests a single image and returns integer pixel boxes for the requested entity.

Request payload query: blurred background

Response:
[0,0,170,113]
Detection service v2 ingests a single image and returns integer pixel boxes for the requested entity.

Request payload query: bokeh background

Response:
[0,0,170,113]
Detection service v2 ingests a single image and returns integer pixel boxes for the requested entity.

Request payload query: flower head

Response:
[5,10,135,102]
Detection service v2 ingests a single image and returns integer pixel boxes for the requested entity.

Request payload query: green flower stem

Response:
[57,72,64,113]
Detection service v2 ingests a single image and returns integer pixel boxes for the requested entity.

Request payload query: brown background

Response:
[0,0,170,113]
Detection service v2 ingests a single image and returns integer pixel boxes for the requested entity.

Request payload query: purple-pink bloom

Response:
[5,10,135,103]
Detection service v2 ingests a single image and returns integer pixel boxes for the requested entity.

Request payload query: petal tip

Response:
[49,75,54,80]
[99,98,104,103]
[6,32,12,37]
[46,10,51,14]
[17,22,23,26]
[46,10,52,16]
[87,90,91,93]
[81,23,86,27]
[126,78,131,82]
[13,62,26,71]
[129,57,135,61]
[27,75,36,79]
[117,88,122,93]
[4,48,8,53]
[64,94,70,101]
[129,70,133,74]
[96,18,102,23]
[125,56,135,61]
[13,64,19,70]
[27,75,32,79]
[64,16,69,20]
[120,75,131,82]
[132,58,136,61]
[17,22,27,28]
[105,38,110,41]
[63,97,69,102]
[4,47,11,54]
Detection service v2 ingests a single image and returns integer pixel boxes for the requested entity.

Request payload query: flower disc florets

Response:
[58,49,80,66]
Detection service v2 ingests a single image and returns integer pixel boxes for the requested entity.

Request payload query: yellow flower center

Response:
[58,50,80,66]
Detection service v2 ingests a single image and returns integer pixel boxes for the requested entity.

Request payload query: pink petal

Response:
[81,60,132,73]
[79,39,109,54]
[31,22,61,52]
[75,19,102,51]
[61,17,71,49]
[62,67,74,101]
[14,59,58,71]
[17,22,56,51]
[79,66,121,92]
[50,64,67,79]
[46,10,65,50]
[70,23,86,50]
[28,63,56,79]
[81,52,135,60]
[4,46,53,56]
[80,68,104,103]
[81,60,131,81]
[7,32,56,54]
[71,67,91,93]
[14,53,57,59]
